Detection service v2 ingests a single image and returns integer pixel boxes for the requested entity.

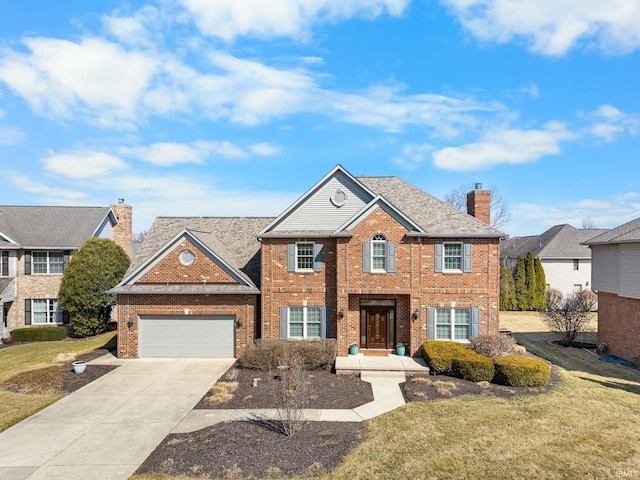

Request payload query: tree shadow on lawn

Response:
[577,376,640,395]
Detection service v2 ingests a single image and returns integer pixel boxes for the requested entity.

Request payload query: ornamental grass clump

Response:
[450,349,495,382]
[493,355,551,387]
[422,341,468,375]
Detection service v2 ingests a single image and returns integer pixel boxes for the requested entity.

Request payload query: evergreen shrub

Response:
[10,326,68,342]
[451,349,495,382]
[240,339,336,371]
[422,341,468,375]
[493,355,551,387]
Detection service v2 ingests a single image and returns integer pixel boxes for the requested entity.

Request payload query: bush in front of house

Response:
[10,326,68,342]
[240,339,337,371]
[422,341,469,375]
[451,349,495,382]
[469,334,517,358]
[493,355,551,387]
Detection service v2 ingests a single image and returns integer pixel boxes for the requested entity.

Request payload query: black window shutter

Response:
[427,307,435,340]
[24,299,31,325]
[387,242,396,272]
[287,244,295,272]
[1,251,8,276]
[63,251,70,271]
[362,242,371,273]
[434,243,443,272]
[463,243,472,273]
[25,251,31,275]
[313,243,323,272]
[62,310,70,325]
[279,307,288,338]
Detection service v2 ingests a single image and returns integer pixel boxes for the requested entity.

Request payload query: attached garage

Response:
[138,315,235,358]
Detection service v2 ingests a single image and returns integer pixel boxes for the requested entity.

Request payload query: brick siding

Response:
[597,291,640,361]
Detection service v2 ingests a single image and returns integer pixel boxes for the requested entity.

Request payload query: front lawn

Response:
[0,331,117,432]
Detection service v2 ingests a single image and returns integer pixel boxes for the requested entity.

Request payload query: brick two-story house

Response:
[0,203,132,338]
[111,165,502,359]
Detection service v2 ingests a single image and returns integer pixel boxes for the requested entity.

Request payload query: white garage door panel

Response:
[139,315,235,357]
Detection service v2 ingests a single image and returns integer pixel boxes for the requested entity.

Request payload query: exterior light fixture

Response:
[338,308,345,318]
[412,309,420,321]
[236,316,243,328]
[127,316,134,328]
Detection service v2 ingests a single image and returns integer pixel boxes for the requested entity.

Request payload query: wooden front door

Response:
[367,307,388,349]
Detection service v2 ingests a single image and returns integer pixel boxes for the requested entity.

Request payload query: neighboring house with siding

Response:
[0,204,132,338]
[501,224,607,296]
[583,217,640,361]
[110,165,503,359]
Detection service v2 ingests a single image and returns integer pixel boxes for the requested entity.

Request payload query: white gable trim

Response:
[257,164,376,237]
[335,195,423,234]
[93,210,118,239]
[0,231,19,245]
[116,229,253,288]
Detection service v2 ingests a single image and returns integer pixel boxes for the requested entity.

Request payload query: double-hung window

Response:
[32,299,63,324]
[288,243,322,272]
[444,243,462,271]
[296,243,314,270]
[372,234,387,271]
[1,251,8,276]
[435,242,472,273]
[285,306,323,339]
[32,252,64,274]
[363,234,396,273]
[428,307,479,341]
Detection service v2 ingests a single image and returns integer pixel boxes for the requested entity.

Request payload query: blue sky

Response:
[1,0,639,237]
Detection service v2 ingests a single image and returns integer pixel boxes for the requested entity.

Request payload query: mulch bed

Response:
[135,421,366,479]
[0,348,117,395]
[195,366,374,410]
[401,365,560,402]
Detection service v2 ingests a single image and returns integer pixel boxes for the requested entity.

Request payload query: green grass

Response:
[0,332,116,432]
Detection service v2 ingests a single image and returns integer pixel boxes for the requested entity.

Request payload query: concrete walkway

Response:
[0,356,235,480]
[174,370,408,433]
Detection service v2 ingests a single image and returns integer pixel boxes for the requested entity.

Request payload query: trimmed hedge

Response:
[240,338,337,371]
[422,341,469,375]
[493,355,551,387]
[451,349,495,382]
[10,326,68,342]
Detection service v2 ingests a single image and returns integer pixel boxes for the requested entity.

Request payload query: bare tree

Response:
[541,290,597,347]
[582,217,598,229]
[132,230,148,243]
[273,353,307,437]
[442,183,511,230]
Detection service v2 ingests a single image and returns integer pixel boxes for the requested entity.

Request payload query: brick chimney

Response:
[466,183,491,225]
[110,201,132,259]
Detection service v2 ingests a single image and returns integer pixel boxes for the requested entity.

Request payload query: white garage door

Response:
[139,315,235,357]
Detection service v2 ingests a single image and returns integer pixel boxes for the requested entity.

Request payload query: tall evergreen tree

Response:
[500,263,517,311]
[514,255,527,311]
[534,257,547,310]
[524,251,537,310]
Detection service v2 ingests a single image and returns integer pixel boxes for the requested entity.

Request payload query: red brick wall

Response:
[116,293,256,358]
[261,206,500,357]
[137,239,238,285]
[597,292,640,361]
[466,189,491,225]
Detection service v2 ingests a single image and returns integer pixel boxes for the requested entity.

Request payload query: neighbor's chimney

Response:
[110,201,133,259]
[466,183,491,225]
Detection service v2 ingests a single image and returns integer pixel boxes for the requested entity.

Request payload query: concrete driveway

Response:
[0,356,235,480]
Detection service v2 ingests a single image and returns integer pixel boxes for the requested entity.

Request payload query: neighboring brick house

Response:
[111,165,503,358]
[583,217,640,361]
[501,224,608,297]
[0,203,132,338]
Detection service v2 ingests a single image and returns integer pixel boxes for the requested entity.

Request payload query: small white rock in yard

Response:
[252,378,259,387]
[54,353,77,364]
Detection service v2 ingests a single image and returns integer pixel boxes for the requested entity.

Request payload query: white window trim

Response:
[287,306,322,339]
[371,234,387,273]
[32,299,63,325]
[443,242,463,273]
[435,307,471,342]
[32,251,64,275]
[295,242,315,272]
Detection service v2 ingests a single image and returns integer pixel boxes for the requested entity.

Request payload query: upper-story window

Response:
[435,242,472,273]
[1,251,8,276]
[444,243,462,271]
[296,243,314,270]
[33,252,64,274]
[288,243,323,272]
[363,234,396,273]
[573,259,579,270]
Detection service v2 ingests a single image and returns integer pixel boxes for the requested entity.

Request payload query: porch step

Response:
[335,354,430,375]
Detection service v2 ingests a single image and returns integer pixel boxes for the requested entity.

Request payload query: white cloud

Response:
[0,37,157,128]
[392,143,432,171]
[583,104,640,142]
[181,0,409,41]
[121,140,281,166]
[9,174,87,201]
[102,5,167,46]
[432,122,576,171]
[43,150,129,178]
[443,0,640,55]
[0,125,25,145]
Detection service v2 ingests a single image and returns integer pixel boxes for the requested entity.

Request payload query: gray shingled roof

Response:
[0,206,112,248]
[583,217,640,245]
[501,224,608,259]
[128,217,274,288]
[358,176,503,237]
